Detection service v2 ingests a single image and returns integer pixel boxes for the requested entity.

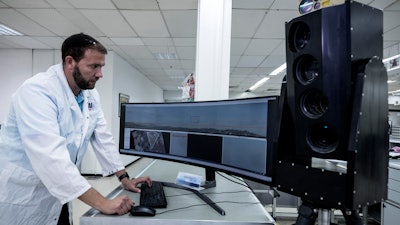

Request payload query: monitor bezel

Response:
[118,96,278,185]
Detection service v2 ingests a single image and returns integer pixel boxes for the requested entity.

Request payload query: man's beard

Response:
[72,66,96,90]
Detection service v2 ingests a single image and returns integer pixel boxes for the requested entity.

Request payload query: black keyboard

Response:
[140,181,167,208]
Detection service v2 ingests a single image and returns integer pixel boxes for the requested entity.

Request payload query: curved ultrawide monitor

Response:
[119,97,278,184]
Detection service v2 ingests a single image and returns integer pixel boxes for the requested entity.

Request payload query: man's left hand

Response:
[121,176,152,192]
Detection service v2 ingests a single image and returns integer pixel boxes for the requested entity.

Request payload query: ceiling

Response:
[0,0,399,96]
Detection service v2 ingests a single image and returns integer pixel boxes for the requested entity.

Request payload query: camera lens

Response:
[299,0,314,14]
[307,124,338,154]
[295,55,319,85]
[300,89,328,119]
[288,22,310,52]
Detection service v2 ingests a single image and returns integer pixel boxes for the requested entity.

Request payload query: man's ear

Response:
[64,56,76,70]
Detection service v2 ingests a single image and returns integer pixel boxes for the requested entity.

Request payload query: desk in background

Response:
[382,160,400,225]
[80,159,275,225]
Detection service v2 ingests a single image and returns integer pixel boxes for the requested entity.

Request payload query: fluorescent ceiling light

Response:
[270,63,287,76]
[246,63,286,92]
[247,77,270,92]
[388,80,396,84]
[383,54,400,63]
[0,24,23,36]
[154,52,177,60]
[383,54,400,72]
[389,89,400,95]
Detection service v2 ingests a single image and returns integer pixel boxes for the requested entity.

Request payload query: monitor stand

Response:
[161,167,225,216]
[201,166,217,189]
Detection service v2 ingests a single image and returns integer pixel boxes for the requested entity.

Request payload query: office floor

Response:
[72,159,380,225]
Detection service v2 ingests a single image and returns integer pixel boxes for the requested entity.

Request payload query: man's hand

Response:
[121,176,152,192]
[101,195,134,215]
[79,188,134,215]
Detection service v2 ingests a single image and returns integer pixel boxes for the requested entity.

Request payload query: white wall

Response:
[0,49,34,123]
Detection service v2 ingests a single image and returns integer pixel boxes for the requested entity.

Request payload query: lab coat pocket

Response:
[0,164,41,205]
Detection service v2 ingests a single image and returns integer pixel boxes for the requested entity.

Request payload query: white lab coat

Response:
[0,64,125,225]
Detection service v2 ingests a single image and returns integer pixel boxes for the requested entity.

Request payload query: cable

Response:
[216,171,258,196]
[155,200,260,215]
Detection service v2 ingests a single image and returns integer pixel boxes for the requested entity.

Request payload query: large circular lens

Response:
[299,0,314,14]
[307,124,338,154]
[288,22,310,52]
[295,55,319,85]
[300,89,328,119]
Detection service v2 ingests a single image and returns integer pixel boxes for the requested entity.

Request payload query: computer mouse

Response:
[130,205,156,217]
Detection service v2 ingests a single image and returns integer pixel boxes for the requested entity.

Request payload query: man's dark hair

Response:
[61,33,107,63]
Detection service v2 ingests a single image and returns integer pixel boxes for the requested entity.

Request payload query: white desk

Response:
[80,159,275,225]
[382,159,400,225]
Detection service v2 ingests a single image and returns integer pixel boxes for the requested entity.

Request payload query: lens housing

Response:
[288,22,311,52]
[294,55,319,85]
[300,89,328,119]
[307,124,338,154]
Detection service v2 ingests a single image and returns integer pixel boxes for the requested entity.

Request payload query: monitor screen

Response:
[119,96,278,184]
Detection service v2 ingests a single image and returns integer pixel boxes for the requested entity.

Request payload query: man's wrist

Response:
[118,172,130,182]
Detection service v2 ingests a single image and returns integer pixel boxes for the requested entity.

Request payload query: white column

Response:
[194,0,232,101]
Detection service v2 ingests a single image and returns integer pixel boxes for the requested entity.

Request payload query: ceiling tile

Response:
[164,68,185,77]
[158,0,197,10]
[111,37,144,46]
[244,38,282,55]
[384,26,400,41]
[252,67,274,75]
[158,59,181,69]
[370,0,398,10]
[121,45,153,59]
[80,9,137,36]
[32,36,64,49]
[232,0,273,9]
[163,10,197,37]
[259,54,286,68]
[134,59,161,69]
[142,38,173,46]
[180,59,195,69]
[230,55,241,67]
[231,67,255,75]
[237,55,265,67]
[112,0,159,9]
[231,9,266,38]
[270,0,299,10]
[231,38,251,56]
[255,10,299,38]
[0,36,23,48]
[176,46,195,59]
[68,0,115,9]
[46,0,74,8]
[122,10,170,37]
[17,8,81,36]
[0,8,54,36]
[385,0,400,10]
[1,0,51,8]
[173,37,196,46]
[147,45,176,54]
[57,8,105,36]
[2,36,53,49]
[384,11,400,32]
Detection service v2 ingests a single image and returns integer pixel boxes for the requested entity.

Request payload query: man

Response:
[0,33,151,225]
